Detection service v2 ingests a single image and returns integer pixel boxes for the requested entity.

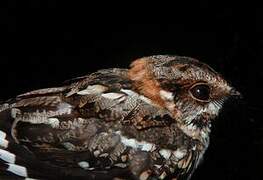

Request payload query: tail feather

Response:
[0,131,60,179]
[0,108,43,179]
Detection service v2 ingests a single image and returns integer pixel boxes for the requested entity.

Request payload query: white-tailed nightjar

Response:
[0,55,240,180]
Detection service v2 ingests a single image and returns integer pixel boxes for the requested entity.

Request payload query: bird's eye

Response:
[189,83,211,102]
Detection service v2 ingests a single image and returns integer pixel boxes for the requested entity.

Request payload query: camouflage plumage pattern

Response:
[0,55,238,179]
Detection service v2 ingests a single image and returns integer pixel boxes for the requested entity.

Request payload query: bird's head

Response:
[128,55,240,132]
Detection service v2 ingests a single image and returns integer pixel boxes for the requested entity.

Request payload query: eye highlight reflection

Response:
[189,83,211,102]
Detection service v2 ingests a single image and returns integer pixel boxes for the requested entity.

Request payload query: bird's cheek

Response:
[206,102,221,117]
[201,113,213,123]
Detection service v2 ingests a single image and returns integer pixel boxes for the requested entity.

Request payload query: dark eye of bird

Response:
[190,84,211,101]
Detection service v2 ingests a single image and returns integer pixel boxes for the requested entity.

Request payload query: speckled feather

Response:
[0,55,237,180]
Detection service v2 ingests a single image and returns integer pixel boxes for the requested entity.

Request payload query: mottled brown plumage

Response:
[0,55,239,180]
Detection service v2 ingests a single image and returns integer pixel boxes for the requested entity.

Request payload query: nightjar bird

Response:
[0,55,240,180]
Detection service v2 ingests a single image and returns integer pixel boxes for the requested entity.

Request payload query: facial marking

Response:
[206,102,221,116]
[159,90,174,101]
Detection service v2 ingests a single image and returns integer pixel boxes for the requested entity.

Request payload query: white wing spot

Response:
[120,136,136,147]
[173,149,186,159]
[78,161,90,170]
[47,118,60,128]
[62,142,76,151]
[120,89,138,96]
[159,149,172,160]
[77,85,108,95]
[57,102,72,115]
[101,93,125,100]
[93,150,100,157]
[114,163,127,168]
[139,142,156,151]
[0,149,15,163]
[116,131,156,152]
[99,153,109,157]
[7,163,28,177]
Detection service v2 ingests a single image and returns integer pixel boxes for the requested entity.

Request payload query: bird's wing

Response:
[0,68,198,180]
[0,69,138,179]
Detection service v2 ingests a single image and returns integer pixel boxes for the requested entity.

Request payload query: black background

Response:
[1,2,262,180]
